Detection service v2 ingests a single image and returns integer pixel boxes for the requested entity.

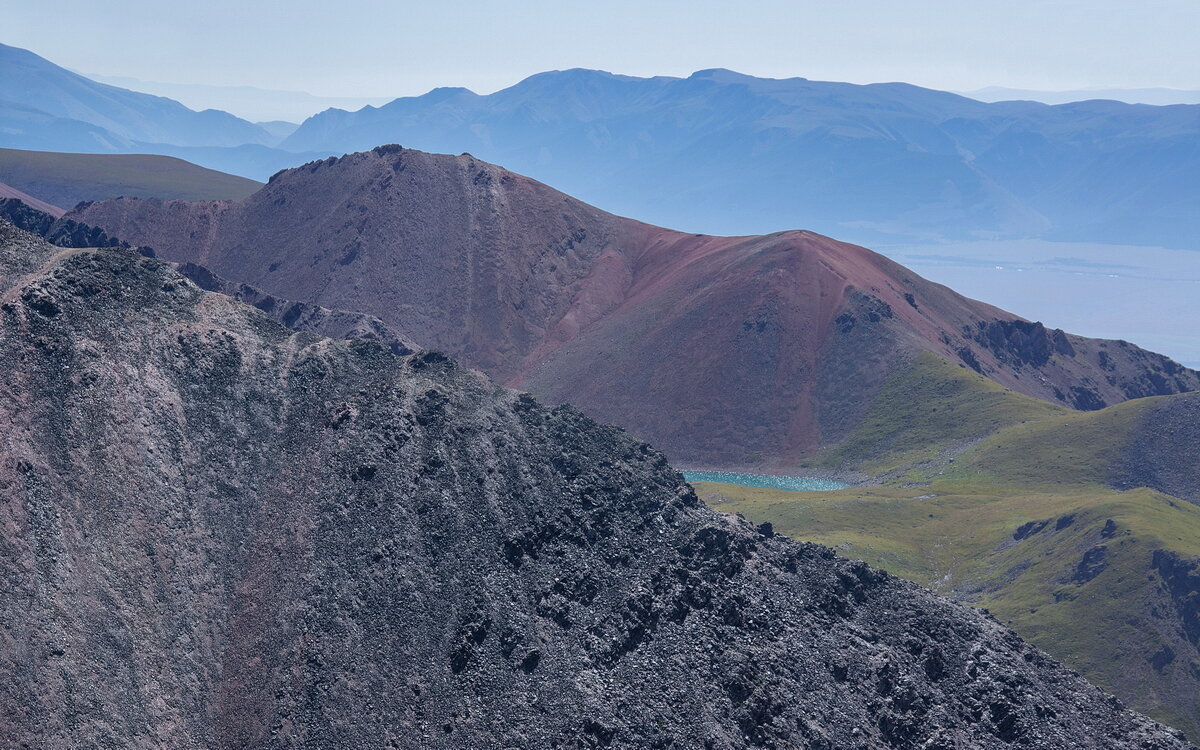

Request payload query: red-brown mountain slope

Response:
[69,146,1200,467]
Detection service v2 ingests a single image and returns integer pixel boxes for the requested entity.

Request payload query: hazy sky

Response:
[7,0,1200,97]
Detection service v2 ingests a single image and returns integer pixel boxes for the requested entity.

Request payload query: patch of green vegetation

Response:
[938,395,1159,489]
[711,349,1200,733]
[817,351,1065,474]
[696,477,1200,739]
[0,147,262,209]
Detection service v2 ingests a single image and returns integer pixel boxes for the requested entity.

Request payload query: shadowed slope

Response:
[69,146,1200,466]
[0,219,1193,748]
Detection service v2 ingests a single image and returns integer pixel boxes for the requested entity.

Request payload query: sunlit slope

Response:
[813,351,1067,474]
[807,351,1198,501]
[946,392,1200,501]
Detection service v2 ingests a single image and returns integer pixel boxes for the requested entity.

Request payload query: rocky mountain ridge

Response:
[0,218,1193,748]
[0,196,414,355]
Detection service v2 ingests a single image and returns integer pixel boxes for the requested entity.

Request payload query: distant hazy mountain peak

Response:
[0,42,273,148]
[687,67,785,83]
[422,85,479,100]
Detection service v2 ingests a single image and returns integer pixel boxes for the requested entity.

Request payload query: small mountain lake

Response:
[682,471,850,492]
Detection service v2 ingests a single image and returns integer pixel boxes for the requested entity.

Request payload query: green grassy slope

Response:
[699,480,1200,737]
[942,392,1200,498]
[0,147,262,208]
[693,358,1200,737]
[813,351,1067,474]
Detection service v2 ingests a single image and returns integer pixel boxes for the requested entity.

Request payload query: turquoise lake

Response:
[681,471,850,492]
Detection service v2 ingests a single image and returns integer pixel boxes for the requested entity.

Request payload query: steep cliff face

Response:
[68,147,1199,467]
[0,219,1193,748]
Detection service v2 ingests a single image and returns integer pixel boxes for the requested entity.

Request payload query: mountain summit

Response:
[69,146,1199,468]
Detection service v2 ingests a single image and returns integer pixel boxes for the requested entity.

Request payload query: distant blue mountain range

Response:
[2,42,1197,248]
[0,43,330,180]
[282,68,1200,247]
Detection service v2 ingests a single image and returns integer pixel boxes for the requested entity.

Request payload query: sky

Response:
[6,0,1200,99]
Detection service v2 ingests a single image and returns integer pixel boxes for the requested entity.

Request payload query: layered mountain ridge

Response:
[280,68,1200,246]
[69,146,1200,467]
[0,44,332,181]
[0,148,264,209]
[0,42,272,148]
[0,218,1193,748]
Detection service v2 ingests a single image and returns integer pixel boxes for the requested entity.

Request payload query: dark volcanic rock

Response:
[969,319,1075,369]
[1071,546,1109,585]
[0,220,1193,748]
[1153,549,1200,649]
[174,261,417,355]
[67,146,1200,467]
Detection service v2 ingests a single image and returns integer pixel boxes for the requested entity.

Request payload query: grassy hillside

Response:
[0,148,262,209]
[907,386,1200,505]
[695,386,1200,738]
[699,480,1200,737]
[813,351,1066,474]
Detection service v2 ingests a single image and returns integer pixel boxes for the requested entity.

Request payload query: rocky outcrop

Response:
[68,147,1200,467]
[0,199,417,355]
[968,319,1075,369]
[0,219,1192,748]
[0,196,123,248]
[174,261,416,355]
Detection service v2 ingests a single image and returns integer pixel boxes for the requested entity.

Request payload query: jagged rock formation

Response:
[69,146,1200,467]
[173,261,416,355]
[0,180,64,217]
[0,196,120,247]
[0,219,1193,748]
[0,198,415,355]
